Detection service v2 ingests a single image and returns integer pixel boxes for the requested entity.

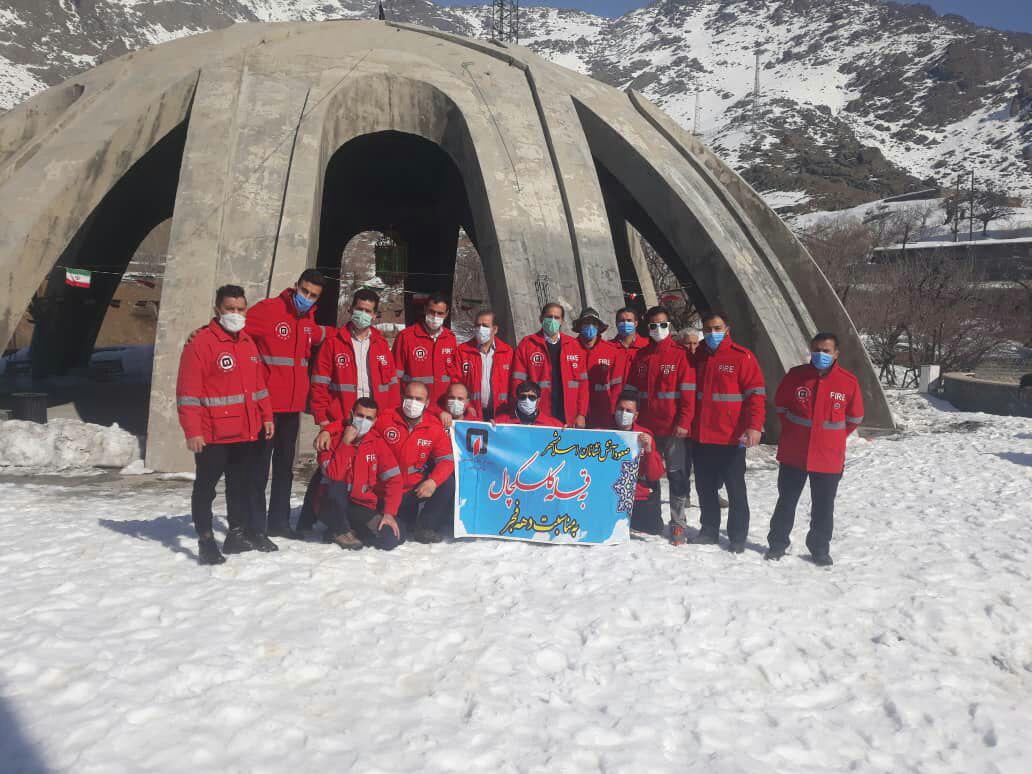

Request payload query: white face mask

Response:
[425,313,446,330]
[475,325,493,344]
[402,398,426,419]
[649,326,670,343]
[219,312,246,333]
[447,398,466,418]
[615,409,635,428]
[352,415,374,438]
[517,397,538,416]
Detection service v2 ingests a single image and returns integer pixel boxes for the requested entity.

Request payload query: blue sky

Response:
[439,0,1032,33]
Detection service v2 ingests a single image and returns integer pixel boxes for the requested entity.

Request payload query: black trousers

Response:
[321,481,406,550]
[257,412,301,531]
[297,467,323,531]
[767,464,842,556]
[694,441,750,543]
[397,476,456,534]
[191,441,264,537]
[630,483,664,535]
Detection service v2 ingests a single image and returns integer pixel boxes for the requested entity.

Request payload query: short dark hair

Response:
[215,284,246,306]
[811,332,839,348]
[353,397,378,412]
[427,292,450,310]
[615,307,639,320]
[515,380,541,399]
[297,269,325,287]
[474,308,495,325]
[645,305,670,322]
[352,287,380,310]
[540,302,564,319]
[700,309,730,326]
[404,380,430,399]
[615,388,640,409]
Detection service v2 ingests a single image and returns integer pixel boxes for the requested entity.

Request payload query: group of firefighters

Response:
[176,269,865,567]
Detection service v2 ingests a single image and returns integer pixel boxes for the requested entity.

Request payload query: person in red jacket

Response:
[494,381,565,427]
[690,310,766,553]
[611,389,667,535]
[244,268,330,538]
[318,397,405,552]
[300,287,399,533]
[766,333,864,566]
[392,292,460,407]
[375,381,456,544]
[437,382,479,428]
[628,306,696,545]
[511,302,588,425]
[176,284,275,565]
[455,309,513,420]
[574,307,622,428]
[610,306,649,396]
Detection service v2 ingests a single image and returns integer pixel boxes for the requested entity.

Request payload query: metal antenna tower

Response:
[491,0,520,44]
[692,91,701,136]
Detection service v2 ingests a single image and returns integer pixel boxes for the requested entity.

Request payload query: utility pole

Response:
[753,46,762,132]
[693,91,701,136]
[968,170,975,243]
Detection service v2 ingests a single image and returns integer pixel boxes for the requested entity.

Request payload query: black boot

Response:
[728,540,745,554]
[266,522,300,540]
[198,537,226,565]
[811,552,834,567]
[765,546,786,561]
[691,529,719,545]
[412,527,443,544]
[223,527,256,554]
[245,531,279,552]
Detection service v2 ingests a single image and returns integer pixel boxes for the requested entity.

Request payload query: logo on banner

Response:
[336,353,350,368]
[217,353,235,371]
[384,427,400,443]
[466,428,489,455]
[414,346,428,361]
[276,322,291,340]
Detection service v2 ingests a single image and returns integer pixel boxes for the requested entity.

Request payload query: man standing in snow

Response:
[574,307,621,428]
[455,308,513,421]
[392,292,460,408]
[176,285,275,565]
[610,306,649,400]
[690,310,765,553]
[244,269,330,539]
[766,333,864,566]
[511,302,588,426]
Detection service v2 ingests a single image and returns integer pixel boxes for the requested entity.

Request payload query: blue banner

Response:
[452,421,641,545]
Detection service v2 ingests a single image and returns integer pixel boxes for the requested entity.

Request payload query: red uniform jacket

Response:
[176,319,273,444]
[609,333,649,396]
[319,429,403,516]
[691,334,766,446]
[392,323,460,407]
[614,421,666,501]
[511,332,588,421]
[628,337,696,438]
[493,412,564,427]
[455,338,514,419]
[579,338,623,428]
[775,362,864,474]
[311,326,399,426]
[374,409,455,492]
[244,288,330,413]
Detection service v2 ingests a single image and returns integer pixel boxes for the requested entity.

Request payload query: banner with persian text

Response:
[451,421,640,545]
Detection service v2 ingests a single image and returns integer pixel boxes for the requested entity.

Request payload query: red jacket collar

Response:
[277,287,317,320]
[699,332,733,358]
[644,334,679,355]
[336,323,386,347]
[529,330,572,347]
[459,336,512,354]
[389,406,440,432]
[411,322,455,342]
[206,318,250,343]
[610,333,648,349]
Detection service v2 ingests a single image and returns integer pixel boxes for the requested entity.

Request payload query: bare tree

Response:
[798,217,872,304]
[973,184,1015,237]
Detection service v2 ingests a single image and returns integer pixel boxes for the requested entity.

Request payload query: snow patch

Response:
[0,418,142,472]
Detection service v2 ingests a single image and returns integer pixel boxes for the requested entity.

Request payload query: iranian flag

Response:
[65,268,92,288]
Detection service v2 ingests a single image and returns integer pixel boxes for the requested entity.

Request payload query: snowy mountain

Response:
[1,0,1030,211]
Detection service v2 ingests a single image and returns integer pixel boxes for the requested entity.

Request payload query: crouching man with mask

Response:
[176,284,275,565]
[318,397,405,551]
[437,382,478,428]
[611,389,667,535]
[494,381,564,427]
[375,382,456,544]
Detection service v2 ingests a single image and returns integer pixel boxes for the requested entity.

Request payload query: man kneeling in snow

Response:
[318,397,404,551]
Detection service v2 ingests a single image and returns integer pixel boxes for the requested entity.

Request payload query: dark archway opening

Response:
[1,120,188,433]
[316,131,481,331]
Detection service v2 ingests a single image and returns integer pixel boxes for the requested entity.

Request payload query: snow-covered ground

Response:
[1,391,1030,772]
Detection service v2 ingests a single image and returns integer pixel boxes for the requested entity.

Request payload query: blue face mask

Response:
[293,292,316,313]
[704,331,725,351]
[811,351,835,370]
[616,321,636,337]
[580,324,598,341]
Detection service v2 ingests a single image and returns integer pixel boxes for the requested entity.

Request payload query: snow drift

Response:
[0,418,142,472]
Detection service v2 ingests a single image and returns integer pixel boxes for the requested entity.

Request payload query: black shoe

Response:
[412,527,443,544]
[691,530,719,545]
[245,531,279,552]
[728,540,745,554]
[266,522,301,540]
[765,546,786,561]
[223,527,255,554]
[198,537,226,565]
[811,552,834,567]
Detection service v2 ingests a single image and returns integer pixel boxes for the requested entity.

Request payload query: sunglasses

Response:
[517,394,539,401]
[647,322,670,330]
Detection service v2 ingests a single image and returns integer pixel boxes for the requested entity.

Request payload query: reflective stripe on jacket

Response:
[392,323,460,407]
[627,337,696,438]
[373,409,455,492]
[310,326,400,426]
[176,319,273,444]
[691,334,765,445]
[245,288,329,413]
[579,338,623,428]
[455,337,514,419]
[320,429,403,515]
[775,362,864,474]
[510,332,588,422]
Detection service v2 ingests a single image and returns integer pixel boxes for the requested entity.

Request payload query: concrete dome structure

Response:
[0,20,893,470]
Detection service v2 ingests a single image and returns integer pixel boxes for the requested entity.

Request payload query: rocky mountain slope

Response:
[1,0,1030,211]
